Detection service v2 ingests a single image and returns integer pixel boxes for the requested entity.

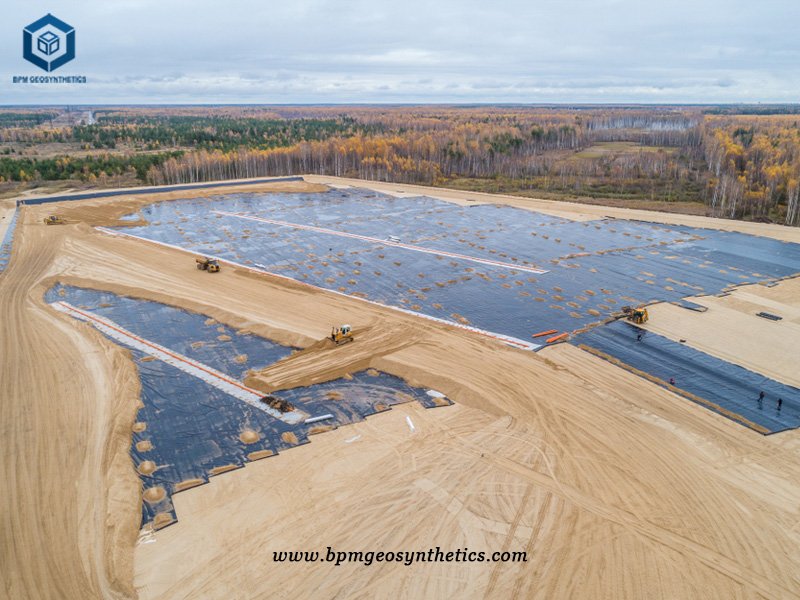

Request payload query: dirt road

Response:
[0,208,140,599]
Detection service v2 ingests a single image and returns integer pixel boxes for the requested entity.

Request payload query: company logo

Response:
[23,14,75,72]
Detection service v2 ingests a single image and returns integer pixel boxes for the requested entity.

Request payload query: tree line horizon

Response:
[0,105,798,225]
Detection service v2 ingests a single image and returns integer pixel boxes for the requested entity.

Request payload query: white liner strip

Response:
[212,210,549,275]
[305,414,335,424]
[95,227,542,351]
[51,300,305,424]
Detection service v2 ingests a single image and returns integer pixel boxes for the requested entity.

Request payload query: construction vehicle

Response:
[622,306,649,324]
[195,257,220,273]
[43,215,66,225]
[330,324,354,345]
[259,394,294,413]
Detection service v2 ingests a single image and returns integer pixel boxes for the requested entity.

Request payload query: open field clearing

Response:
[571,141,677,159]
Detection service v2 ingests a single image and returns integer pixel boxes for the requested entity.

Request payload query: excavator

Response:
[622,306,649,324]
[195,257,220,273]
[330,324,354,345]
[43,215,66,225]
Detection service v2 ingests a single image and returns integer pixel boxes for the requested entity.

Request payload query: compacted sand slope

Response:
[2,179,800,599]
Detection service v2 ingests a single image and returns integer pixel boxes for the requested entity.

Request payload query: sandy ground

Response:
[0,208,142,598]
[2,178,800,599]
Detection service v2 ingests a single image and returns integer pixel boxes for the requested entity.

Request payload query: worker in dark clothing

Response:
[778,398,783,411]
[758,390,764,410]
[669,377,675,386]
[637,333,642,342]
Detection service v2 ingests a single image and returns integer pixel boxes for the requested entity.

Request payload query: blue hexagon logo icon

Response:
[23,14,75,72]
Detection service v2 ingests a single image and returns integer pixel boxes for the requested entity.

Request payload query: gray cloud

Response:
[1,0,798,103]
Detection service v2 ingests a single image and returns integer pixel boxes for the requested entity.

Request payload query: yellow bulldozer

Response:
[43,215,66,225]
[330,324,354,345]
[196,257,220,273]
[622,306,649,324]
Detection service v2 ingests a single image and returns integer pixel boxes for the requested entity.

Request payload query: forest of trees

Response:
[0,152,182,185]
[138,108,711,207]
[1,105,799,225]
[0,112,58,128]
[702,116,800,225]
[70,115,372,151]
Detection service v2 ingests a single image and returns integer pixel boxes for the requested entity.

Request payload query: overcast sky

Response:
[1,0,798,104]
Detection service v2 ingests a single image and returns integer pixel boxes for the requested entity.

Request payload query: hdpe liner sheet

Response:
[47,285,447,528]
[575,320,800,434]
[670,299,708,312]
[0,207,18,274]
[110,188,800,344]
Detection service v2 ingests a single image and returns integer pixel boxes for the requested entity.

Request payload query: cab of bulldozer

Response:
[331,324,352,342]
